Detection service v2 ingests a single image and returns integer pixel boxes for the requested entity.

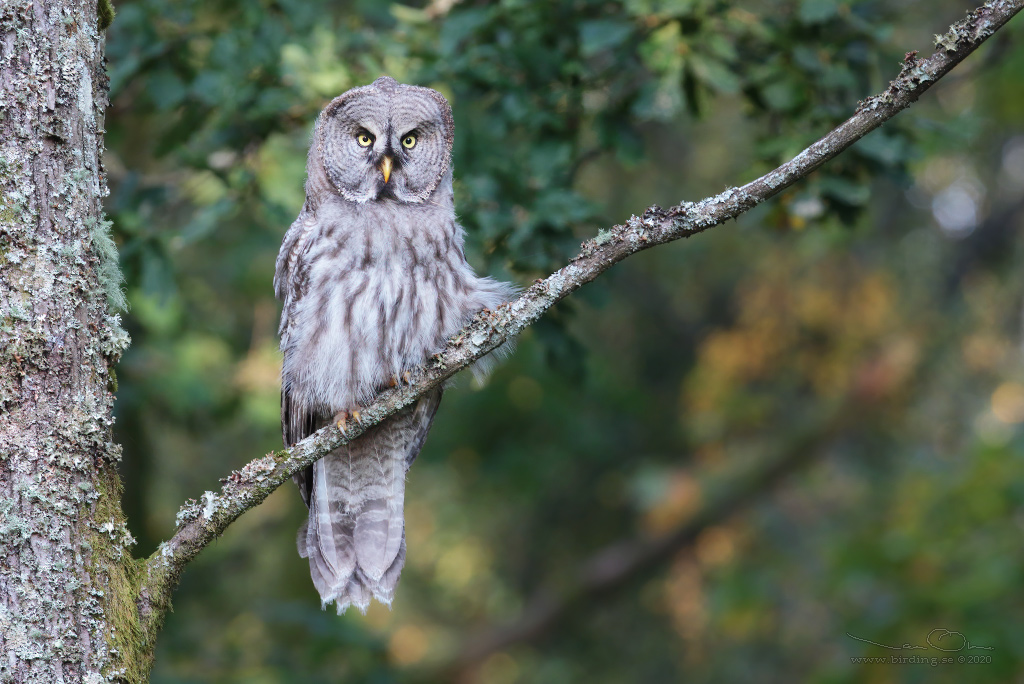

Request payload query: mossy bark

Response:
[0,1,142,681]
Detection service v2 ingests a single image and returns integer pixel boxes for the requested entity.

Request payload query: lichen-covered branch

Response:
[139,0,1023,640]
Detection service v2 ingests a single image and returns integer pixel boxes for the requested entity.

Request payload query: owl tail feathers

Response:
[298,520,407,614]
[298,456,410,615]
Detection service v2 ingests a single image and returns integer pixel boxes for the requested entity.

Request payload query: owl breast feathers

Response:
[275,76,515,614]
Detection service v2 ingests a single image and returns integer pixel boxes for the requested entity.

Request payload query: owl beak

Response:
[379,156,393,184]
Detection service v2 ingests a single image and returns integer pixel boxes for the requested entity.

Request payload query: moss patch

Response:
[97,0,115,30]
[87,466,152,683]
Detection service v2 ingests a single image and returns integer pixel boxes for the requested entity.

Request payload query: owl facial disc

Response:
[310,76,456,205]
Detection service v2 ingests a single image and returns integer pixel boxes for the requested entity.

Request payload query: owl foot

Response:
[387,371,414,387]
[334,409,363,437]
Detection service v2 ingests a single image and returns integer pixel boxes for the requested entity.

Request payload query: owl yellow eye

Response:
[401,134,417,150]
[356,133,374,147]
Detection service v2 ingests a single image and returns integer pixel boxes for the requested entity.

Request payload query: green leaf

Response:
[798,0,840,25]
[818,175,870,206]
[689,55,741,94]
[761,79,806,112]
[579,20,633,57]
[854,130,910,167]
[147,69,187,111]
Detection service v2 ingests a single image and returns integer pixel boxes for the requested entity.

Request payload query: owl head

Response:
[305,76,455,206]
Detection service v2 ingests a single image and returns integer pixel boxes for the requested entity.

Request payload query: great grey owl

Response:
[274,76,515,614]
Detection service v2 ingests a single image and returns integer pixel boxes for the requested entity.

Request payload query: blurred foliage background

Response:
[102,0,1024,681]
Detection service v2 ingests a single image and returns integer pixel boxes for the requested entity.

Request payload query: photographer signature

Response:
[846,628,993,652]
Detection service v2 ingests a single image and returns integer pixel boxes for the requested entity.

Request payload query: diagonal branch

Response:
[135,0,1023,639]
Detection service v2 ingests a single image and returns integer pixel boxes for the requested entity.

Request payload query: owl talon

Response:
[332,410,352,436]
[334,408,364,437]
[388,372,413,387]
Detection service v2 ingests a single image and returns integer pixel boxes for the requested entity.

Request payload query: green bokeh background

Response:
[103,0,1024,681]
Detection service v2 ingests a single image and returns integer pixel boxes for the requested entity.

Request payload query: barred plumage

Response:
[275,77,515,613]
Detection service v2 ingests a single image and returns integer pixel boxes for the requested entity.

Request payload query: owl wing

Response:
[401,389,443,466]
[276,208,321,506]
[274,206,317,303]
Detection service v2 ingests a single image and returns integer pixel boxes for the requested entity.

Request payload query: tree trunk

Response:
[0,1,141,682]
